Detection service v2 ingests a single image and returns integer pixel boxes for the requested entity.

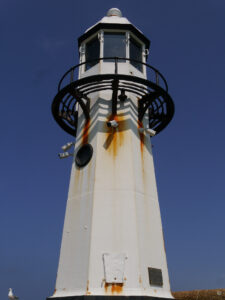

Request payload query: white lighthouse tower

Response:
[48,8,174,300]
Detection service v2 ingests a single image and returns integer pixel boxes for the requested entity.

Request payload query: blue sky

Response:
[1,1,225,299]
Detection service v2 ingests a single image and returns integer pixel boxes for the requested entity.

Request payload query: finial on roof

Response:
[107,8,122,18]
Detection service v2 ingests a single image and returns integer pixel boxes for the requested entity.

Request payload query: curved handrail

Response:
[57,57,168,92]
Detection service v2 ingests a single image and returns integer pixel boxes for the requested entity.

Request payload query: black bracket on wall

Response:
[52,57,174,136]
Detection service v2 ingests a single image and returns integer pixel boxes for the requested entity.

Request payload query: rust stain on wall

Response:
[104,114,126,157]
[86,280,89,292]
[72,118,93,196]
[111,283,123,294]
[74,165,83,195]
[104,282,109,293]
[85,280,91,295]
[72,118,90,192]
[138,120,145,156]
[52,289,57,295]
[138,119,147,199]
[82,119,90,145]
[104,282,123,294]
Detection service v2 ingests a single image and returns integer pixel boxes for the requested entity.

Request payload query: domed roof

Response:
[106,8,122,17]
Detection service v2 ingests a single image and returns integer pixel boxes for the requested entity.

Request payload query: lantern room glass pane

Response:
[85,36,100,70]
[130,37,143,72]
[104,33,126,61]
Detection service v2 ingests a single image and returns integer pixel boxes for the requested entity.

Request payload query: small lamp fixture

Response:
[61,142,75,151]
[106,120,119,128]
[146,128,156,137]
[58,152,74,159]
[138,127,156,137]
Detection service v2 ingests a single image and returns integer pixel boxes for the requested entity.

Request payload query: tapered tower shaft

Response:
[48,8,174,300]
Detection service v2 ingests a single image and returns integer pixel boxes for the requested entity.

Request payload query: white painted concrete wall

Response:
[51,58,172,299]
[50,10,172,298]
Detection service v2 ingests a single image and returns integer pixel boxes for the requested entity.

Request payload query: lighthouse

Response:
[48,8,174,300]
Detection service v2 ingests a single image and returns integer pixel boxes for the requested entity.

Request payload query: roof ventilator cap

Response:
[107,8,122,17]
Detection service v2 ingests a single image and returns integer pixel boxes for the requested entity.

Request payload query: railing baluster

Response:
[115,57,118,74]
[58,57,168,92]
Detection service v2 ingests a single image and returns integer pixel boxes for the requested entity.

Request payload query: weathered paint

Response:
[104,283,124,294]
[86,280,91,295]
[105,114,126,157]
[52,289,57,296]
[49,9,173,300]
[138,120,145,156]
[82,119,90,145]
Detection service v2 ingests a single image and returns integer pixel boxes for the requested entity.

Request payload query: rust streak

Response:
[104,282,109,293]
[85,280,91,295]
[86,280,89,292]
[52,289,57,295]
[104,283,123,294]
[111,283,123,294]
[82,119,90,145]
[138,120,145,157]
[74,164,83,195]
[105,114,126,157]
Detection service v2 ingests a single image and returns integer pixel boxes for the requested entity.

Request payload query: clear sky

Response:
[1,1,225,300]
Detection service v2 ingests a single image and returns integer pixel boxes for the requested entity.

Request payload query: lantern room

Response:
[78,8,150,78]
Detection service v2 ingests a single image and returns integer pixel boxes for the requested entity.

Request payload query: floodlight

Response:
[61,142,75,152]
[146,128,156,137]
[58,152,73,159]
[107,120,118,128]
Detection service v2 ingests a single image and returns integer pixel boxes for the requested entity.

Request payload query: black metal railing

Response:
[58,57,168,92]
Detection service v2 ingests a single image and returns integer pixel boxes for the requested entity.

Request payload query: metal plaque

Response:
[103,253,126,283]
[148,267,163,287]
